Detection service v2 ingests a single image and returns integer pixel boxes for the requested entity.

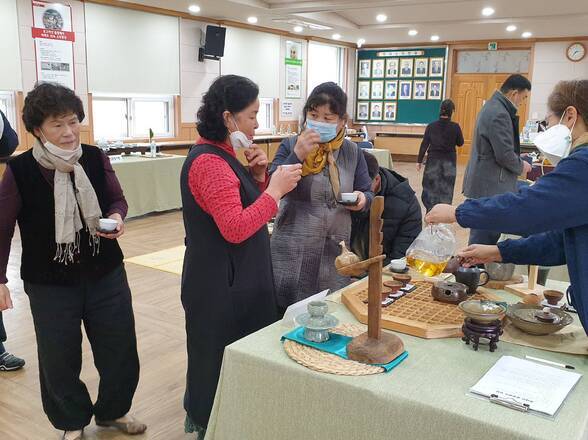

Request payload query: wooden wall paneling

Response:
[374,136,422,156]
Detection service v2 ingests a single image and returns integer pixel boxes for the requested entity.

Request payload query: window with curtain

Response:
[307,42,345,95]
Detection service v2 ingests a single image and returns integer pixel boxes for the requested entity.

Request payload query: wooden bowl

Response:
[522,294,542,306]
[380,287,393,301]
[383,280,403,293]
[392,274,412,285]
[543,290,564,306]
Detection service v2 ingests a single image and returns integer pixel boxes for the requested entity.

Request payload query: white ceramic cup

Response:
[340,192,358,203]
[99,218,118,232]
[389,258,407,271]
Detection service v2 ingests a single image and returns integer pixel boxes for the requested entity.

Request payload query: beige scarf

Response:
[32,140,102,264]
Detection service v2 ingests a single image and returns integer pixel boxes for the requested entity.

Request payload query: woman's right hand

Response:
[0,284,13,311]
[293,129,322,161]
[457,245,502,266]
[265,164,303,202]
[416,163,422,172]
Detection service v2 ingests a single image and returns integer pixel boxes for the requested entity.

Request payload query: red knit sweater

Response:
[189,138,277,244]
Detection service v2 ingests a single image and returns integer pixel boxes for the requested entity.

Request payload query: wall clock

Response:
[566,42,586,62]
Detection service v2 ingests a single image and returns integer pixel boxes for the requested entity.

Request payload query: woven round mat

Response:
[283,323,385,376]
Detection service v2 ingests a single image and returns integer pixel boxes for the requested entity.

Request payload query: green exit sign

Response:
[488,42,498,51]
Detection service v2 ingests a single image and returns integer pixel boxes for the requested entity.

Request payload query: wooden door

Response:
[451,73,530,162]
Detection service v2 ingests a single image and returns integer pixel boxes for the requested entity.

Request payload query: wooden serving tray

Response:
[342,277,502,339]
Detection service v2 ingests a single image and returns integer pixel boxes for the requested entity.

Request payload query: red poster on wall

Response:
[32,0,75,89]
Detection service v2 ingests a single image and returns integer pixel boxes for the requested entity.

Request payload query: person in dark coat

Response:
[462,74,533,245]
[180,75,302,439]
[426,79,588,335]
[351,150,422,264]
[0,109,25,372]
[0,110,19,157]
[417,99,464,212]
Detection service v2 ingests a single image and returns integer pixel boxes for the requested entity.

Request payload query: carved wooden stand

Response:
[345,197,405,365]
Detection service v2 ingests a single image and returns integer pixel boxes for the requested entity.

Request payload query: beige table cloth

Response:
[110,154,184,218]
[205,279,588,440]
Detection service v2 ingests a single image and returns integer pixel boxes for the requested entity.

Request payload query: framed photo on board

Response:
[399,80,412,99]
[359,60,371,78]
[399,58,413,77]
[370,102,383,120]
[372,59,385,78]
[357,102,369,120]
[428,80,443,99]
[383,102,397,121]
[414,58,428,77]
[371,81,384,99]
[413,80,427,100]
[384,80,398,100]
[430,58,444,77]
[357,81,370,100]
[385,59,399,77]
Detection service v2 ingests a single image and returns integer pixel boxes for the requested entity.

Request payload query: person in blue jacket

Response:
[425,79,588,334]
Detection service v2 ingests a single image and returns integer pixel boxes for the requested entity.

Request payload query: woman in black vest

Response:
[0,83,145,440]
[180,75,301,439]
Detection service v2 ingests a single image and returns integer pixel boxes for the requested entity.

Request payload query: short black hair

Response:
[197,75,259,142]
[302,82,347,124]
[500,74,531,94]
[22,82,84,134]
[440,99,455,119]
[362,150,380,180]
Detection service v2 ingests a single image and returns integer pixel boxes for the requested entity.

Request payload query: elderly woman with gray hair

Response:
[0,83,145,440]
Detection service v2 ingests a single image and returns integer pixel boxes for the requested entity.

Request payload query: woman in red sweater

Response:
[180,75,301,439]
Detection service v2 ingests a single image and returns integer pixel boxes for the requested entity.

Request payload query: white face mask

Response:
[228,116,252,150]
[40,130,81,161]
[533,111,576,165]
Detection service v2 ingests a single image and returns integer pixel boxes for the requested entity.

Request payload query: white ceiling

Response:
[117,0,588,45]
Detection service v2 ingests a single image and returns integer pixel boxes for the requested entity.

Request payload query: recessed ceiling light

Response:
[506,25,517,32]
[408,29,418,36]
[332,33,341,40]
[293,25,303,33]
[188,4,200,14]
[482,7,495,16]
[376,14,387,22]
[430,35,440,41]
[522,31,532,38]
[357,38,366,47]
[247,16,258,24]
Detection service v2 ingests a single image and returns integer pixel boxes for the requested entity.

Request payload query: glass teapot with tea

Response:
[405,224,456,277]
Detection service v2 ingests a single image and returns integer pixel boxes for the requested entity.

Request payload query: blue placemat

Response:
[282,327,408,372]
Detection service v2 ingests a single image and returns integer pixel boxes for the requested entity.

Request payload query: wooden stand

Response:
[505,265,546,298]
[345,197,405,365]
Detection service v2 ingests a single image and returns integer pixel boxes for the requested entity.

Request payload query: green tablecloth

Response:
[368,148,394,170]
[110,154,184,218]
[205,280,588,440]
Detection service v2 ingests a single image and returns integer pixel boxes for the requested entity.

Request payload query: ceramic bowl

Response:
[485,262,516,281]
[543,290,565,306]
[507,303,573,335]
[458,300,507,324]
[522,293,542,306]
[340,192,358,203]
[99,218,117,232]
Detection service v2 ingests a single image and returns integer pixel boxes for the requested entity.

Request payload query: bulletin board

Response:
[355,46,448,125]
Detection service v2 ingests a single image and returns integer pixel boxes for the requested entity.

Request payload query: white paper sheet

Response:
[470,356,582,416]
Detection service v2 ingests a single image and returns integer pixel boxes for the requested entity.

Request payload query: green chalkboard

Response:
[356,47,448,125]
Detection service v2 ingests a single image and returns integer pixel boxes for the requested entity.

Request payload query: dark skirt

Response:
[421,158,457,212]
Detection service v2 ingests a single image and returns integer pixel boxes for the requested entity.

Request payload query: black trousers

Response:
[0,311,6,353]
[24,264,140,431]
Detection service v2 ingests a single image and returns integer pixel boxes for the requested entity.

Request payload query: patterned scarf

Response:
[32,140,102,264]
[301,129,345,198]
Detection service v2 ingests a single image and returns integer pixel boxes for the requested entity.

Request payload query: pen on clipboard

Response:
[525,355,575,370]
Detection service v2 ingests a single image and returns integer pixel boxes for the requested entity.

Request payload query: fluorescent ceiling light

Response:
[247,16,258,24]
[522,31,532,38]
[408,29,418,36]
[188,5,200,14]
[293,25,303,33]
[482,7,495,16]
[506,25,517,32]
[430,35,440,41]
[332,33,341,40]
[376,14,387,23]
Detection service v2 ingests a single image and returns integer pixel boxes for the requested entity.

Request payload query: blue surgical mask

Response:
[306,119,339,143]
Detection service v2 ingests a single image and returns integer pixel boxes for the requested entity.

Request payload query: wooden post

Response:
[346,196,404,365]
[367,197,384,339]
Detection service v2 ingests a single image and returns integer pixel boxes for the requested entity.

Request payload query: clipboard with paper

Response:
[469,356,582,417]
